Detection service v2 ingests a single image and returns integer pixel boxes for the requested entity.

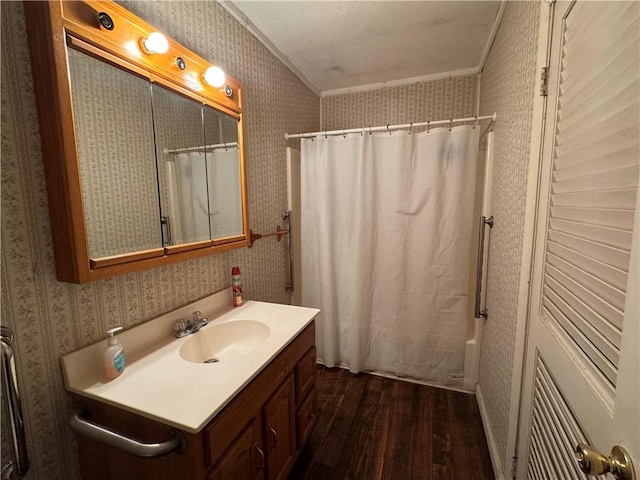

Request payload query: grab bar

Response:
[1,326,30,478]
[474,215,494,319]
[69,412,187,458]
[282,210,294,293]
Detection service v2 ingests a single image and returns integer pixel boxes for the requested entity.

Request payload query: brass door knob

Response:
[575,443,636,480]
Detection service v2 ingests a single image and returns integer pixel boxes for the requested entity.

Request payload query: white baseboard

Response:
[476,384,506,480]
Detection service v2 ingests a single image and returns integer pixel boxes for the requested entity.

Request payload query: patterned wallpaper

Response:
[321,75,477,131]
[0,1,319,478]
[477,0,540,472]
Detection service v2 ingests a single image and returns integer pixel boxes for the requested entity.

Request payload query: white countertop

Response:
[61,292,319,434]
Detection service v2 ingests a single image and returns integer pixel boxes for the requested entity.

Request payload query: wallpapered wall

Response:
[0,1,319,478]
[477,0,540,473]
[321,75,477,131]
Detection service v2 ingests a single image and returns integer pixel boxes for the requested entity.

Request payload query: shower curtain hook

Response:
[386,124,391,135]
[427,120,431,133]
[449,119,453,132]
[368,126,372,135]
[324,131,328,139]
[361,127,364,137]
[342,130,346,138]
[409,122,413,135]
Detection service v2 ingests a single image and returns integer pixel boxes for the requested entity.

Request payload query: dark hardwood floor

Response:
[288,366,494,480]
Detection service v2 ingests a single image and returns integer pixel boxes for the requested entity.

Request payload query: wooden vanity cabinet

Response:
[207,416,264,480]
[76,321,316,480]
[264,376,296,480]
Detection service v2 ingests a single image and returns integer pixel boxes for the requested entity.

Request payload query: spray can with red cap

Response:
[232,266,243,307]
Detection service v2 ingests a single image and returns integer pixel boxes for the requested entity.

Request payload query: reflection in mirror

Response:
[203,106,243,239]
[152,85,210,246]
[67,47,162,259]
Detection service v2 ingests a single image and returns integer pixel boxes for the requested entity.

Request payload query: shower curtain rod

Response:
[164,142,238,155]
[285,112,497,140]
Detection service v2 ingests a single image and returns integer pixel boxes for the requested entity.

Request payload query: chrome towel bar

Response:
[1,326,30,479]
[282,210,294,293]
[474,215,494,319]
[69,412,187,458]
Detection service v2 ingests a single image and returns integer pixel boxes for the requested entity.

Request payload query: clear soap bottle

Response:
[104,326,125,380]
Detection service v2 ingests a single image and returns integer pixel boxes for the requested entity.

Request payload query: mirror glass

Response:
[67,47,162,259]
[203,106,243,239]
[151,85,211,246]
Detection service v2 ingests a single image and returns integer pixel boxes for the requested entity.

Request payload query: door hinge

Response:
[540,67,549,96]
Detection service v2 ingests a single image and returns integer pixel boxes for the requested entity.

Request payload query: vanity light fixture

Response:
[140,32,169,55]
[202,66,226,88]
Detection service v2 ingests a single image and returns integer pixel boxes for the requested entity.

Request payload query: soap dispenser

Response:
[104,327,125,380]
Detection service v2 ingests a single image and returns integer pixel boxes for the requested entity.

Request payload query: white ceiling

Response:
[225,1,502,95]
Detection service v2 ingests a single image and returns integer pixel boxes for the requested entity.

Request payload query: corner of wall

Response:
[475,0,543,476]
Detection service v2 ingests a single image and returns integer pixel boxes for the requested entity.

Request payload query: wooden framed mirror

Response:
[24,0,249,283]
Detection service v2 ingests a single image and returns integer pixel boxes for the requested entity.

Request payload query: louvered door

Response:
[517,1,639,478]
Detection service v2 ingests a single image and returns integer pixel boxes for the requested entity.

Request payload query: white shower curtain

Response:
[301,125,480,385]
[166,152,211,244]
[207,146,243,238]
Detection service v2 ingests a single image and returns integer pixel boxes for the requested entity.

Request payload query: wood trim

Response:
[164,240,214,255]
[59,0,241,113]
[25,0,250,283]
[90,248,165,268]
[24,1,92,283]
[238,113,250,242]
[86,240,247,282]
[213,235,246,246]
[202,98,241,121]
[66,34,151,80]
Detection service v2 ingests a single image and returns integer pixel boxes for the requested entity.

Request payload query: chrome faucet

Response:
[174,311,208,338]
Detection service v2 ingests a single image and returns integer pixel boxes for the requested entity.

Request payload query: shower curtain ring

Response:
[342,130,346,138]
[386,124,391,135]
[474,115,478,129]
[324,131,328,139]
[409,122,413,135]
[361,127,364,137]
[449,119,453,132]
[427,121,431,133]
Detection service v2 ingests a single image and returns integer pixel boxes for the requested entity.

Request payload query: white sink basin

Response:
[179,320,270,364]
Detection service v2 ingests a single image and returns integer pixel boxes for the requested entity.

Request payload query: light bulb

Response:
[203,66,226,88]
[141,32,169,54]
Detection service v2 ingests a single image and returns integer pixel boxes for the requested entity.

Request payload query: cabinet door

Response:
[263,376,296,480]
[208,416,265,480]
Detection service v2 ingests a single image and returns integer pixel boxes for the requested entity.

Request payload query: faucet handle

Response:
[173,318,187,334]
[192,311,205,323]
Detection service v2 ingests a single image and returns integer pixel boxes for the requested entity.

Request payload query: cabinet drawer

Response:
[295,347,316,403]
[296,388,317,449]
